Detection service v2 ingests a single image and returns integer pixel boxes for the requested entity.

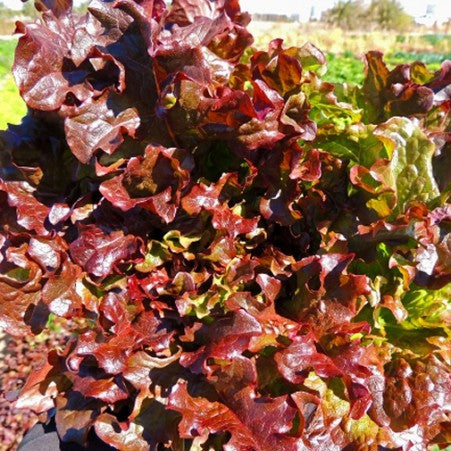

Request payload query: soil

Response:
[0,322,72,451]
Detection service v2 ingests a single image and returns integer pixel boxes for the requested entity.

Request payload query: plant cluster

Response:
[0,0,450,449]
[322,0,413,32]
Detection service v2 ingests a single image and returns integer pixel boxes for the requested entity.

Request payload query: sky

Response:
[1,0,450,24]
[239,0,450,24]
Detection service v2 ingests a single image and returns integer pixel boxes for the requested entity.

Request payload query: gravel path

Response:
[0,331,40,451]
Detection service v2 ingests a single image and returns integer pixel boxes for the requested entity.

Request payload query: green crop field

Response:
[0,40,15,77]
[324,50,448,84]
[0,40,26,130]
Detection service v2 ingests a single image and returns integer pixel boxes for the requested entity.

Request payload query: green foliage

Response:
[429,445,451,451]
[324,53,365,85]
[0,39,16,77]
[386,51,450,70]
[422,34,451,47]
[322,0,414,31]
[322,0,368,31]
[401,285,450,330]
[368,0,413,31]
[324,51,448,86]
[0,40,26,129]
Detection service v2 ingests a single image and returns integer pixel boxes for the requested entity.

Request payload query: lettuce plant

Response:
[0,0,450,449]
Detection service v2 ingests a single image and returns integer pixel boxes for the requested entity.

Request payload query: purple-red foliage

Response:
[0,0,450,449]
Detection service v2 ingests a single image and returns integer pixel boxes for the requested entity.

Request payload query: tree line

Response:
[0,0,418,31]
[321,0,414,31]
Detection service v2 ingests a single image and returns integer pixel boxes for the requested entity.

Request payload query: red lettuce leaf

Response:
[69,225,137,279]
[168,381,302,451]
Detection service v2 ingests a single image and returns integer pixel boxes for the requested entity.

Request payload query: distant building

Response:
[251,13,294,22]
[416,4,438,26]
[240,0,329,23]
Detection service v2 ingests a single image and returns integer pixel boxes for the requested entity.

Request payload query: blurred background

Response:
[0,0,450,129]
